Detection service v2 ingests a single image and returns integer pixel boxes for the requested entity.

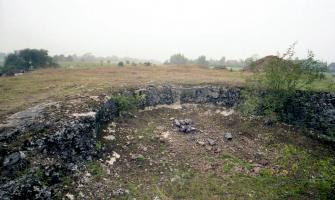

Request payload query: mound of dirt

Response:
[244,55,280,72]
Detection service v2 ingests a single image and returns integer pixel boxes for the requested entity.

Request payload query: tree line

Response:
[165,53,257,68]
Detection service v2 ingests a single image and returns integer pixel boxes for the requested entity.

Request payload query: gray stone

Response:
[207,138,216,146]
[224,132,233,140]
[3,151,26,167]
[173,119,196,133]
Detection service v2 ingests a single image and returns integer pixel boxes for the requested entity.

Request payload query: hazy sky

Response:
[1,0,334,62]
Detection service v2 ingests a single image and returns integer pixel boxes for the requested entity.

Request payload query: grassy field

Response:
[0,65,249,120]
[0,64,334,120]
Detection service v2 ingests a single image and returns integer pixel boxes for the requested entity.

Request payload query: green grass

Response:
[310,73,335,91]
[151,144,335,200]
[87,161,106,180]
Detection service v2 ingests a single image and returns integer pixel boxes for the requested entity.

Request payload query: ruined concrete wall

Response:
[115,85,334,141]
[0,84,333,198]
[136,85,241,107]
[281,91,335,141]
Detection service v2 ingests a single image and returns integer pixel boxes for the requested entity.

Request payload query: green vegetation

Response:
[118,61,124,67]
[276,144,335,199]
[87,161,106,180]
[111,94,141,116]
[95,141,102,151]
[154,145,335,199]
[0,49,57,75]
[241,44,329,117]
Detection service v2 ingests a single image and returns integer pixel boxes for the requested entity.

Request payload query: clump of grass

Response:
[140,126,155,139]
[87,161,106,180]
[220,153,252,171]
[95,141,102,151]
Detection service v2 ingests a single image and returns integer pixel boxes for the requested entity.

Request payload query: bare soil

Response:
[69,104,335,199]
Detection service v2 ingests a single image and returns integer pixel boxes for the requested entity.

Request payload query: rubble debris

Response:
[173,119,196,133]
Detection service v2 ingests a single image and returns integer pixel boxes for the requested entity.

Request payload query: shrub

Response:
[143,62,151,66]
[111,94,140,116]
[241,43,327,117]
[118,61,124,67]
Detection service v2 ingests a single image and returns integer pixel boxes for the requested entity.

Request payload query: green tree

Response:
[3,49,56,74]
[118,61,124,67]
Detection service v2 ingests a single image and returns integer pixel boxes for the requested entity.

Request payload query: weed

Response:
[159,143,167,152]
[61,176,72,186]
[95,141,102,151]
[139,126,155,139]
[220,153,252,171]
[87,161,105,180]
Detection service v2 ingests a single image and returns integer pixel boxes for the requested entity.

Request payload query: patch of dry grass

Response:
[0,65,250,119]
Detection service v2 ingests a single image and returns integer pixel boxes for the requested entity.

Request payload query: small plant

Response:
[111,94,140,117]
[95,141,102,151]
[136,154,145,162]
[87,161,105,180]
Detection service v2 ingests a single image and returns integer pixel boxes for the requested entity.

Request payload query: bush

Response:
[241,43,327,117]
[118,61,124,67]
[111,94,140,116]
[144,62,151,66]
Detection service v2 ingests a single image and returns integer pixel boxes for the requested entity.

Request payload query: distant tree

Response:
[4,53,25,71]
[196,55,208,66]
[118,61,124,67]
[144,62,151,66]
[65,55,74,62]
[169,53,188,65]
[81,53,95,62]
[245,55,258,67]
[2,49,57,74]
[329,63,335,72]
[0,52,7,62]
[218,56,226,65]
[125,60,130,65]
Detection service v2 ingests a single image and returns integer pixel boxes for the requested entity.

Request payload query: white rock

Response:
[106,152,120,165]
[72,112,96,118]
[103,135,116,141]
[65,193,75,200]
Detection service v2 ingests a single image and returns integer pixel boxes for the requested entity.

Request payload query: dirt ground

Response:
[67,104,335,200]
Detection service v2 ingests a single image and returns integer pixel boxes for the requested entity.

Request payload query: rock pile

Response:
[173,119,196,133]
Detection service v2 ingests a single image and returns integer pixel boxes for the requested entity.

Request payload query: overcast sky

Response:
[0,0,334,62]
